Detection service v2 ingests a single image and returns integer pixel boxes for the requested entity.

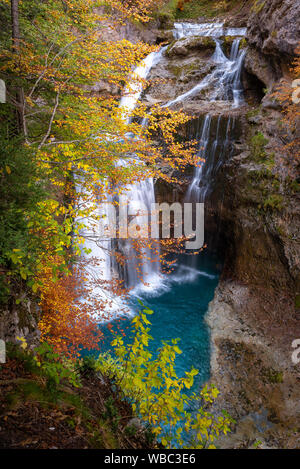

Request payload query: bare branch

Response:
[38,90,60,149]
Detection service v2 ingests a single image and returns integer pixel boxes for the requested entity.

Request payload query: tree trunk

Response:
[10,0,26,136]
[11,0,20,50]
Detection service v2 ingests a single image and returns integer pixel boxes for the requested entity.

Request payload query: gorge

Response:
[0,0,299,450]
[80,0,300,448]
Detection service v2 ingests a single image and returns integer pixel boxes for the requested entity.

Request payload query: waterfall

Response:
[173,22,246,39]
[185,115,236,205]
[185,115,212,203]
[165,37,246,108]
[165,23,246,264]
[115,48,167,294]
[78,46,166,320]
[119,48,165,121]
[79,23,246,317]
[177,34,245,206]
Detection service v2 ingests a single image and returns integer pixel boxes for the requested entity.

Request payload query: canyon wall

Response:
[206,0,300,448]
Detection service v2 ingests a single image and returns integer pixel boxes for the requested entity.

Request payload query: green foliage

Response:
[34,342,81,390]
[249,132,269,162]
[0,115,73,300]
[7,340,81,391]
[78,355,98,376]
[6,340,82,413]
[246,107,261,121]
[175,0,238,20]
[263,194,283,212]
[96,303,233,449]
[0,128,46,301]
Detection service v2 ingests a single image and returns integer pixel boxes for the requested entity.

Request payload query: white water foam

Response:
[173,22,246,39]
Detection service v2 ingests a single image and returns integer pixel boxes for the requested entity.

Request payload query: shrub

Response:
[249,132,269,162]
[96,302,233,449]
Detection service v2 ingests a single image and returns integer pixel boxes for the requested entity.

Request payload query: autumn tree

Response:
[0,0,197,354]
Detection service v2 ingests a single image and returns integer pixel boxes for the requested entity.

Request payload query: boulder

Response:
[166,36,216,58]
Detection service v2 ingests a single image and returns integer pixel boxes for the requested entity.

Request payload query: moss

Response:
[249,131,269,162]
[263,194,284,212]
[168,60,204,79]
[246,106,261,120]
[196,37,216,49]
[289,179,300,194]
[239,38,247,50]
[252,0,265,14]
[263,367,284,384]
[295,295,300,309]
[154,0,177,28]
[265,152,275,170]
[168,64,182,78]
[175,0,239,20]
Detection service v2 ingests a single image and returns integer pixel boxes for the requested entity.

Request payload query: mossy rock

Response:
[218,36,248,56]
[166,36,215,58]
[262,194,284,212]
[249,131,269,163]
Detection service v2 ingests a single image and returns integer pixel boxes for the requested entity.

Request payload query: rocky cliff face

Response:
[144,0,300,448]
[205,0,300,448]
[244,0,300,88]
[2,1,298,447]
[247,0,300,59]
[206,105,300,448]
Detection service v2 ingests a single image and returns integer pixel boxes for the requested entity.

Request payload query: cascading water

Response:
[163,25,246,212]
[85,23,246,397]
[78,47,166,321]
[173,22,246,39]
[115,48,167,294]
[165,37,246,109]
[185,115,236,204]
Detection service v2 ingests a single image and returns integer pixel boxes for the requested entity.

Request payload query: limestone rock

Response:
[247,0,300,60]
[166,36,216,58]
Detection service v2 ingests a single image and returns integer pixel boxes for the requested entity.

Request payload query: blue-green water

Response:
[99,252,221,390]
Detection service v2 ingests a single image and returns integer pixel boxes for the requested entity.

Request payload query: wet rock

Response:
[166,36,216,58]
[156,29,174,44]
[261,95,281,111]
[167,42,188,57]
